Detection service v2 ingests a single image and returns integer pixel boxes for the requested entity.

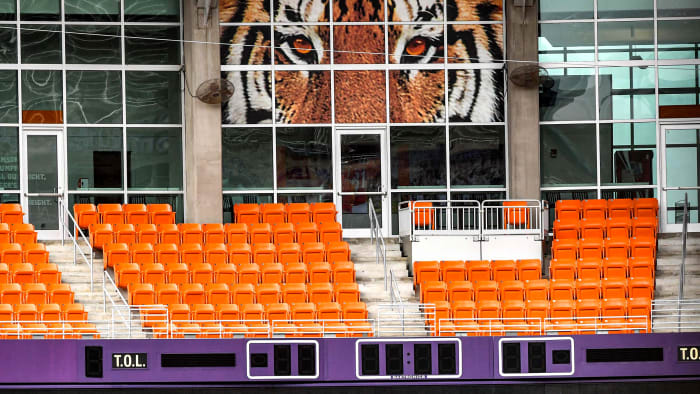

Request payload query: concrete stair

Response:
[655,234,700,300]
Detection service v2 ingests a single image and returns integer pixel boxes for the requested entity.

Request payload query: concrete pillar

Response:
[506,0,541,199]
[183,2,223,222]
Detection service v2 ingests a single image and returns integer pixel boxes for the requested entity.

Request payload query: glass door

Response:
[21,128,64,240]
[336,128,389,237]
[660,124,700,233]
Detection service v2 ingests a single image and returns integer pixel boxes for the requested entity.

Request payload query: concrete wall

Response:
[183,2,223,222]
[506,0,541,199]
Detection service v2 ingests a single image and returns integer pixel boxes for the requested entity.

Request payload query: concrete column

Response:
[506,0,541,199]
[183,2,223,222]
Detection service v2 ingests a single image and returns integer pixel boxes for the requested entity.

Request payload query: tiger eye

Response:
[406,37,427,56]
[293,37,313,54]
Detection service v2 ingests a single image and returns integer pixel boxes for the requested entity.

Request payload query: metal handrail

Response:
[103,270,129,318]
[680,192,688,308]
[389,269,403,305]
[59,199,95,291]
[368,198,388,290]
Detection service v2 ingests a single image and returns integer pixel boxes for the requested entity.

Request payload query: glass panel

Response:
[221,25,271,65]
[658,20,700,60]
[20,24,61,63]
[66,71,122,124]
[27,135,59,230]
[447,24,504,62]
[272,0,329,22]
[541,190,597,228]
[388,24,444,65]
[597,0,653,18]
[342,195,381,228]
[124,0,179,22]
[65,0,120,22]
[451,191,506,201]
[666,190,699,225]
[539,68,596,121]
[276,127,332,189]
[539,0,593,20]
[0,71,17,122]
[125,26,181,65]
[658,0,700,17]
[0,193,19,203]
[275,71,331,124]
[334,70,386,123]
[389,70,445,123]
[447,68,504,122]
[21,70,62,124]
[340,134,382,193]
[222,71,272,124]
[390,126,446,188]
[659,65,699,107]
[333,25,384,64]
[601,188,655,200]
[0,0,16,20]
[538,23,594,62]
[597,21,654,61]
[600,123,656,186]
[0,28,17,63]
[274,25,330,65]
[223,194,273,223]
[129,194,184,223]
[450,125,505,187]
[69,193,123,206]
[599,67,655,120]
[127,128,183,190]
[67,128,123,191]
[391,192,446,235]
[66,26,122,64]
[222,127,273,190]
[540,124,597,187]
[447,0,501,21]
[20,0,60,21]
[0,127,19,190]
[276,194,333,203]
[125,71,181,124]
[665,128,700,225]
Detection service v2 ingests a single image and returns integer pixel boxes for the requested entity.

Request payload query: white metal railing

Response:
[59,199,95,291]
[680,192,689,302]
[398,199,544,240]
[652,299,700,332]
[439,316,650,336]
[368,198,388,290]
[375,303,436,337]
[389,269,403,305]
[103,270,130,319]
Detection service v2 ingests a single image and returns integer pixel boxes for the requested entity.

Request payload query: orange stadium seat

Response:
[606,218,632,240]
[124,204,148,225]
[332,261,355,283]
[11,224,36,244]
[632,217,658,239]
[525,299,549,334]
[630,237,656,259]
[335,283,360,304]
[576,279,601,300]
[190,263,213,284]
[608,199,633,219]
[311,203,337,224]
[234,204,260,224]
[602,278,627,299]
[217,303,239,322]
[447,281,474,302]
[180,243,204,266]
[241,303,265,322]
[627,297,652,333]
[502,300,528,333]
[0,204,23,224]
[551,239,577,260]
[318,301,341,321]
[15,303,38,322]
[48,283,73,304]
[524,279,549,301]
[168,304,190,323]
[605,238,629,259]
[582,199,607,220]
[286,203,311,224]
[232,283,256,306]
[141,263,166,285]
[309,262,331,283]
[0,223,9,244]
[576,298,601,334]
[261,203,286,224]
[130,243,155,266]
[413,261,440,288]
[165,263,189,285]
[601,298,628,334]
[10,263,34,284]
[547,299,576,334]
[285,263,307,284]
[421,281,447,303]
[411,201,435,230]
[89,224,113,250]
[578,238,604,260]
[238,263,261,285]
[629,257,654,279]
[440,260,465,282]
[628,277,654,299]
[62,304,88,322]
[550,279,575,300]
[326,241,350,264]
[180,283,205,304]
[98,203,124,225]
[136,223,158,244]
[38,303,61,322]
[517,259,541,281]
[553,219,578,240]
[432,301,452,333]
[555,200,581,221]
[283,283,308,304]
[452,300,478,335]
[633,198,658,218]
[291,303,316,321]
[148,204,176,225]
[192,303,216,322]
[549,258,576,280]
[115,263,140,289]
[319,222,343,243]
[474,280,499,302]
[0,303,11,321]
[309,282,333,304]
[256,283,281,306]
[580,218,605,239]
[296,222,319,243]
[227,243,252,265]
[158,224,180,244]
[266,303,290,323]
[249,223,272,244]
[213,262,237,284]
[224,223,248,244]
[23,243,48,265]
[602,257,628,279]
[466,260,491,282]
[0,243,22,264]
[261,263,284,284]
[204,243,228,266]
[129,283,155,305]
[500,280,525,302]
[35,263,61,285]
[0,263,7,284]
[277,243,301,264]
[73,204,97,230]
[503,201,530,229]
[253,243,276,265]
[179,223,204,244]
[206,283,230,305]
[155,243,179,265]
[492,260,516,282]
[576,258,601,280]
[476,300,503,335]
[0,283,21,304]
[272,223,295,244]
[156,283,179,305]
[302,242,325,263]
[22,283,47,304]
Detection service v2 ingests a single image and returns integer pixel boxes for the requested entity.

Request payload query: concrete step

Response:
[658,238,700,257]
[360,280,415,302]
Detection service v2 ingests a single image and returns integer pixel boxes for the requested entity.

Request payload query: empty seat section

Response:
[179,223,204,244]
[576,298,601,334]
[335,283,360,304]
[130,243,155,266]
[232,283,256,305]
[124,204,148,225]
[582,199,607,219]
[476,300,502,335]
[273,223,295,244]
[238,264,261,285]
[502,300,528,333]
[447,281,473,302]
[302,242,325,263]
[576,258,601,280]
[608,199,633,219]
[524,279,549,301]
[261,263,284,284]
[22,283,47,304]
[627,297,651,333]
[214,262,237,284]
[580,218,605,239]
[11,224,37,244]
[204,243,228,266]
[296,223,318,243]
[98,204,124,225]
[603,257,628,279]
[148,204,176,225]
[256,283,281,305]
[549,259,576,280]
[309,262,331,283]
[420,281,447,303]
[73,204,97,230]
[578,238,604,260]
[605,238,629,259]
[576,279,601,300]
[413,261,440,288]
[206,283,231,305]
[555,200,581,221]
[630,237,656,259]
[158,224,180,244]
[309,283,333,303]
[0,243,22,264]
[165,263,189,285]
[0,283,21,304]
[283,283,308,304]
[10,263,33,284]
[35,263,60,285]
[553,219,578,240]
[547,299,576,334]
[115,263,140,289]
[190,263,213,284]
[633,198,658,218]
[129,283,156,305]
[89,224,113,250]
[277,243,301,264]
[601,298,628,333]
[452,300,478,335]
[180,243,204,266]
[628,277,654,299]
[466,260,491,282]
[602,278,627,299]
[606,218,632,240]
[319,222,343,243]
[550,279,574,300]
[227,243,252,265]
[474,281,499,302]
[23,243,48,265]
[525,299,549,333]
[234,204,260,224]
[136,224,158,244]
[492,260,516,282]
[253,243,276,265]
[551,239,577,260]
[440,261,466,282]
[332,261,355,283]
[500,280,524,301]
[629,257,654,279]
[180,283,205,304]
[326,241,350,263]
[286,203,311,224]
[249,223,272,244]
[632,217,658,239]
[261,203,285,224]
[266,303,290,323]
[311,203,337,224]
[224,223,248,243]
[284,263,307,284]
[142,263,166,285]
[154,243,179,265]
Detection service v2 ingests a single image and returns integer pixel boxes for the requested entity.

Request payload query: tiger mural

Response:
[220,0,504,124]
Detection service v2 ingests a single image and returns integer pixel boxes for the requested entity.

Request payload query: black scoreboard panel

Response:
[356,339,461,380]
[498,337,575,377]
[247,340,319,380]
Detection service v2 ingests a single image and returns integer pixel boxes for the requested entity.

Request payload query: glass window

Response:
[599,67,655,120]
[539,68,596,121]
[447,24,504,62]
[391,192,447,234]
[277,194,333,203]
[540,124,597,187]
[20,0,60,21]
[126,71,181,124]
[658,20,700,60]
[333,25,384,64]
[447,68,504,123]
[0,127,19,190]
[223,194,273,223]
[0,28,16,63]
[275,71,331,124]
[276,127,332,190]
[390,70,445,123]
[67,128,123,190]
[222,127,273,190]
[597,0,653,19]
[221,25,271,65]
[0,193,20,203]
[390,126,446,189]
[600,122,656,186]
[601,188,655,200]
[221,71,272,124]
[66,71,122,124]
[274,25,330,65]
[388,25,444,65]
[334,70,386,123]
[0,71,17,123]
[125,26,181,65]
[0,0,16,20]
[539,0,593,20]
[597,21,654,61]
[658,0,700,17]
[449,125,505,187]
[124,0,179,22]
[127,127,183,190]
[659,65,699,106]
[538,23,594,62]
[66,26,121,64]
[129,194,183,223]
[65,0,119,22]
[20,24,61,63]
[21,70,62,124]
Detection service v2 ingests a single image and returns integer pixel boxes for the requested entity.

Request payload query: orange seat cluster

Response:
[233,203,337,225]
[76,204,175,246]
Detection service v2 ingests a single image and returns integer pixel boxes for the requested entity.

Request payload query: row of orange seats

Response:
[90,222,343,250]
[0,262,61,285]
[115,259,354,288]
[0,204,24,224]
[0,283,74,304]
[0,224,38,244]
[553,217,658,241]
[550,257,654,280]
[552,237,656,260]
[128,282,361,306]
[413,259,542,288]
[0,322,99,339]
[0,303,87,322]
[105,241,351,268]
[555,198,658,221]
[233,203,337,225]
[432,297,651,336]
[151,320,371,339]
[0,243,50,265]
[75,203,175,229]
[420,277,653,303]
